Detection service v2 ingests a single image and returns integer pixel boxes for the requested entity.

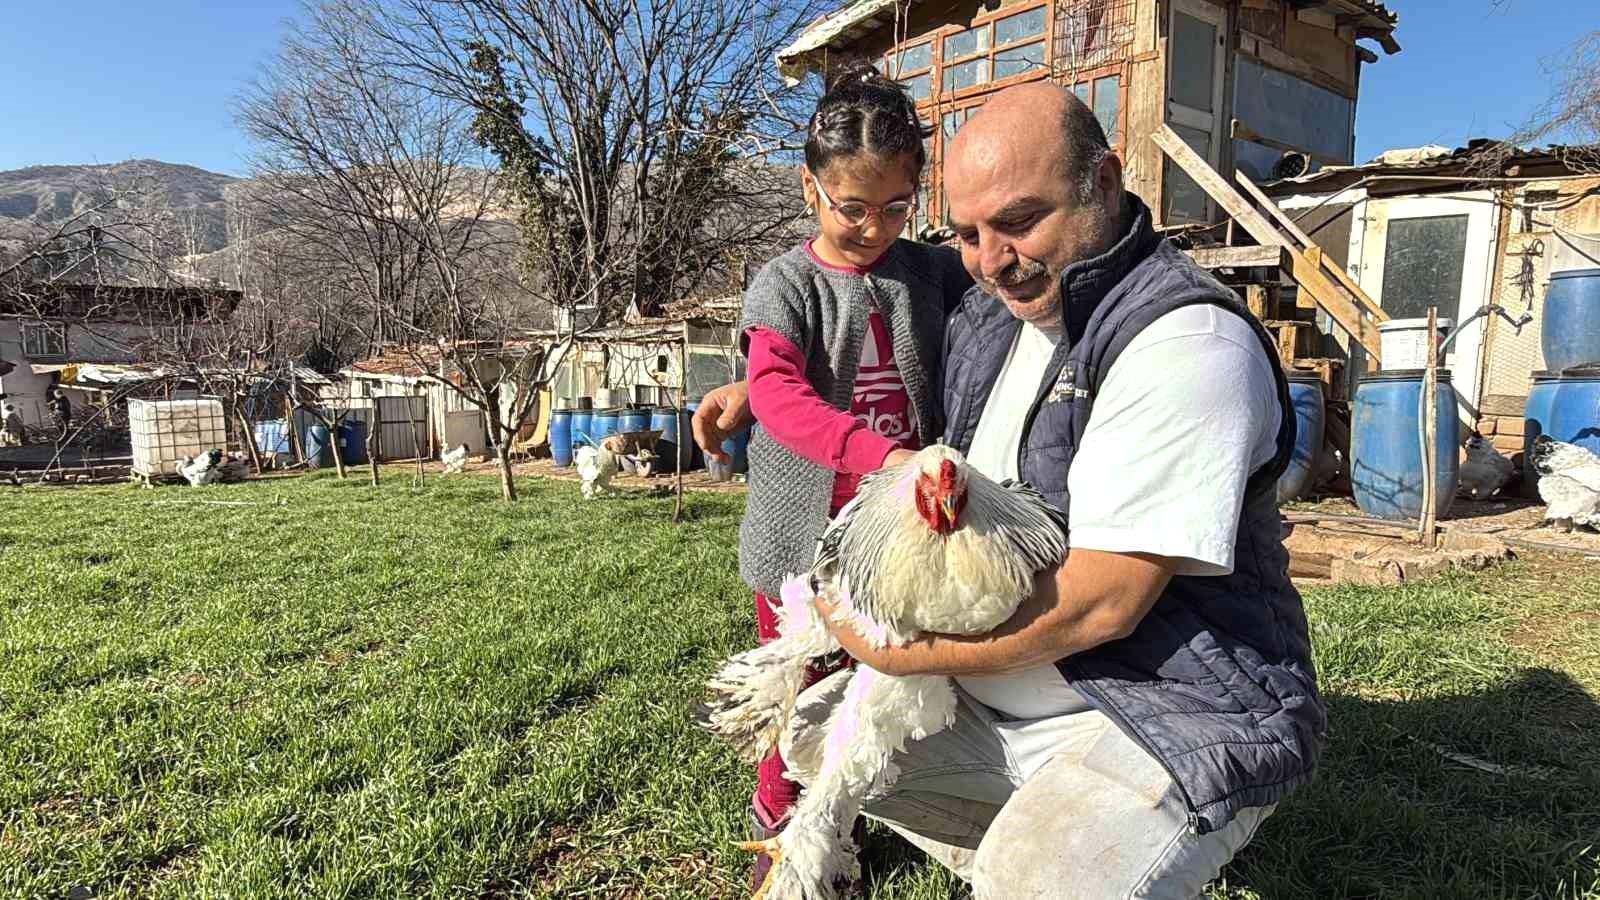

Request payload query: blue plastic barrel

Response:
[1545,366,1600,454]
[650,407,678,442]
[650,407,680,472]
[1276,371,1325,503]
[591,408,620,445]
[1522,371,1559,498]
[1351,369,1461,521]
[549,410,574,467]
[724,427,752,476]
[253,419,289,455]
[679,400,701,471]
[571,409,593,452]
[303,423,334,469]
[620,408,649,434]
[1543,268,1600,373]
[339,420,369,465]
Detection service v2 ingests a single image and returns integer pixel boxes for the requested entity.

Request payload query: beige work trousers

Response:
[782,670,1276,899]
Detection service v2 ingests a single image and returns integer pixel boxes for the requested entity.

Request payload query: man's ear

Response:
[1097,153,1124,207]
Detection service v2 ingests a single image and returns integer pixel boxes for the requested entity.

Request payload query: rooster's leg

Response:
[734,837,782,900]
[754,669,959,900]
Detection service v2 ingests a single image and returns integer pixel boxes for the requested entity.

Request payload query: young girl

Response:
[735,66,972,886]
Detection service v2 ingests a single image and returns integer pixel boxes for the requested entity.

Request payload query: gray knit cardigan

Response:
[737,240,971,596]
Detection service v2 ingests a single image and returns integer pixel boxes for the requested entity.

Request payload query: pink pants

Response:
[751,590,851,826]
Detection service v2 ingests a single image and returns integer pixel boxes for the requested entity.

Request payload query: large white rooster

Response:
[700,444,1068,900]
[1532,435,1600,531]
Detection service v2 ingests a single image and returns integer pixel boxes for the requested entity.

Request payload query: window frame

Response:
[878,1,1141,232]
[21,321,67,360]
[934,2,1053,103]
[883,35,936,102]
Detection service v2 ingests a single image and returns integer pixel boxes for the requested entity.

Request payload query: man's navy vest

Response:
[942,194,1327,833]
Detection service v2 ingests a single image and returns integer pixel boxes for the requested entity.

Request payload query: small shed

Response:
[542,296,745,407]
[1262,141,1600,455]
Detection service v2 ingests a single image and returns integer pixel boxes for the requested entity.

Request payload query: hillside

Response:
[0,159,238,253]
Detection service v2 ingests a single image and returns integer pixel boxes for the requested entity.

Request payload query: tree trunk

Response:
[327,414,348,479]
[495,439,517,502]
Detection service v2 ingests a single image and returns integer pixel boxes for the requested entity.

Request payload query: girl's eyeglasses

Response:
[809,170,917,229]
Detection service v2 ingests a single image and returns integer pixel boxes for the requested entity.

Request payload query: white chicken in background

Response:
[1531,435,1600,531]
[1457,433,1517,500]
[440,443,470,475]
[699,444,1068,900]
[178,448,225,486]
[575,444,620,499]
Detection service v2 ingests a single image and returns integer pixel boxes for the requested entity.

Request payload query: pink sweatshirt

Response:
[746,326,900,476]
[746,241,920,511]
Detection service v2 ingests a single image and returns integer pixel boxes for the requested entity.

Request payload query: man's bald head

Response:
[942,83,1123,325]
[952,83,1110,204]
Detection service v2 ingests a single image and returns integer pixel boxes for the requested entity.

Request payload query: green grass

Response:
[1,473,1597,899]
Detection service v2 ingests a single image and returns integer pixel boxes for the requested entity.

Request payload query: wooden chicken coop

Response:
[776,0,1400,235]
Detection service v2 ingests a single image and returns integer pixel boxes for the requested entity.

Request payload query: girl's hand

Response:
[883,448,916,468]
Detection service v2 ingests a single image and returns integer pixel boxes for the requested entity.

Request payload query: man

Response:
[1,404,22,448]
[697,82,1325,898]
[49,386,71,435]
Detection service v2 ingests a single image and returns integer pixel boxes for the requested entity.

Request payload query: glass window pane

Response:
[993,41,1045,79]
[1092,74,1121,144]
[899,72,932,101]
[942,111,959,140]
[943,27,990,61]
[1232,57,1355,163]
[1170,11,1216,112]
[1380,215,1470,321]
[1073,81,1090,105]
[995,7,1046,46]
[1164,123,1212,224]
[891,42,932,74]
[942,58,990,93]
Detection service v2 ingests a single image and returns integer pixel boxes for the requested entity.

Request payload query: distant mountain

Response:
[0,159,239,254]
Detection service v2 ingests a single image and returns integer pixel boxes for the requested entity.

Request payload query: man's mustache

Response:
[988,258,1048,288]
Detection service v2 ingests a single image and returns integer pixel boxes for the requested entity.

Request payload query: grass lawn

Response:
[1,472,1598,899]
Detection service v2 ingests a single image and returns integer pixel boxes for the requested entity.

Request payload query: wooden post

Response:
[673,327,688,524]
[1419,307,1439,549]
[284,395,303,464]
[366,404,380,487]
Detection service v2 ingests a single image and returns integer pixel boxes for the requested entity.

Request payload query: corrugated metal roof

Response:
[1265,140,1600,194]
[776,0,906,84]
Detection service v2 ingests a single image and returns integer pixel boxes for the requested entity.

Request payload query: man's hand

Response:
[812,550,1178,677]
[692,381,754,463]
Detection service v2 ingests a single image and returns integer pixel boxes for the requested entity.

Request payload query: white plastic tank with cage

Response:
[128,398,229,477]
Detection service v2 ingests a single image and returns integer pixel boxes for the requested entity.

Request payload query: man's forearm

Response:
[846,550,1175,677]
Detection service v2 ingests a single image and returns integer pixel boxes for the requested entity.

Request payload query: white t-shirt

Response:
[955,304,1282,726]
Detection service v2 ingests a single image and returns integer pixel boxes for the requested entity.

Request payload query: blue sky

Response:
[0,1,1592,176]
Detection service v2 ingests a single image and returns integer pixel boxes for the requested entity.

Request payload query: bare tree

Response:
[1511,31,1600,173]
[353,0,819,324]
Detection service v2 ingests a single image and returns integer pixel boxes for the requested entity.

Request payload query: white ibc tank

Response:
[128,398,228,476]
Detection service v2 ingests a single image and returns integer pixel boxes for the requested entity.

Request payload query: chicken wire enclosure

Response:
[128,398,229,477]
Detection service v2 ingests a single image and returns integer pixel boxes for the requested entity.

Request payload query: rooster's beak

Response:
[940,496,958,528]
